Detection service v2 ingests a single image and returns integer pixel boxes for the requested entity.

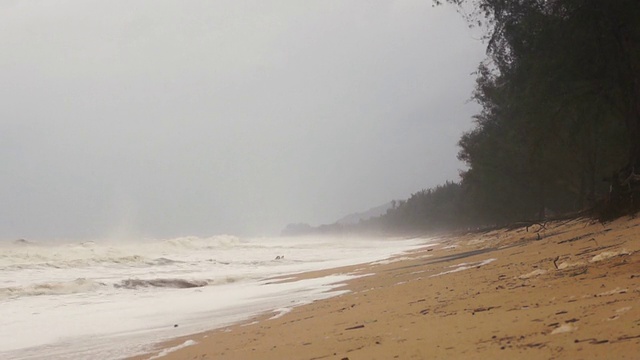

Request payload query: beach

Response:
[135,216,640,360]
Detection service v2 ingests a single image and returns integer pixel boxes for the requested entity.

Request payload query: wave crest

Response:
[115,278,209,289]
[0,278,106,299]
[0,234,240,269]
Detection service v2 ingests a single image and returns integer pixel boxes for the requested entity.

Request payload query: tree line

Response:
[454,0,640,223]
[285,0,640,236]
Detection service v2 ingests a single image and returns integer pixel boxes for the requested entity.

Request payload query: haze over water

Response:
[0,1,483,239]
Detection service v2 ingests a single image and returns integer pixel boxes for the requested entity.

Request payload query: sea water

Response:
[0,235,430,359]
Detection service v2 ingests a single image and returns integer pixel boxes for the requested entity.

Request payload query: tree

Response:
[444,0,640,219]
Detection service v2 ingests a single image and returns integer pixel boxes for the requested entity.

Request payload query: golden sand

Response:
[134,216,640,360]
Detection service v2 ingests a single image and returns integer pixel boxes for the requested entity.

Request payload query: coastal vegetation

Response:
[285,0,640,236]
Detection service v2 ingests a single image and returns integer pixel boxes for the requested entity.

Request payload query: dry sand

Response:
[134,216,640,360]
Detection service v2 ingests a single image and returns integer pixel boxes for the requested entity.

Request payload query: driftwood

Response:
[621,171,640,187]
[509,211,591,233]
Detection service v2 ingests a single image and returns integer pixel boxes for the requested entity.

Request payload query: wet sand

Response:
[134,216,640,359]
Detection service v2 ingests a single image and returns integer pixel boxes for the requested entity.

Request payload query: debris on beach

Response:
[589,249,631,263]
[596,287,628,297]
[345,324,365,330]
[557,261,585,270]
[519,269,547,279]
[551,323,577,335]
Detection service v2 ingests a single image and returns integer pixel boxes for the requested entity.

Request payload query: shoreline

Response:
[132,216,640,360]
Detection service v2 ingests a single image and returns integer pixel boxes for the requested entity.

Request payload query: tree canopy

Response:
[452,0,640,222]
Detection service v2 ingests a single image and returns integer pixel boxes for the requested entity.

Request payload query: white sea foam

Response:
[269,307,292,319]
[0,234,432,359]
[147,340,197,359]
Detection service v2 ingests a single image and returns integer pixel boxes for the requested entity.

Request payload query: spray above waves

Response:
[161,235,242,250]
[12,239,36,246]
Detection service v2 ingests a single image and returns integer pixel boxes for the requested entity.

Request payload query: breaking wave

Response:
[0,234,240,269]
[0,278,107,299]
[115,278,209,289]
[0,275,245,299]
[0,254,183,270]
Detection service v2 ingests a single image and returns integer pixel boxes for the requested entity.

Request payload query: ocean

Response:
[0,234,430,359]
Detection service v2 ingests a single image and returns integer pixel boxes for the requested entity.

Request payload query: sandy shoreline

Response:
[133,216,640,360]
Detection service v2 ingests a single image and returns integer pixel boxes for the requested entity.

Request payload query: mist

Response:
[0,1,484,240]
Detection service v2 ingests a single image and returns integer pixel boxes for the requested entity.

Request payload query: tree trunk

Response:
[603,7,640,217]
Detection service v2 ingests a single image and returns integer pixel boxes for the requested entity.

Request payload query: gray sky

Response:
[0,1,485,240]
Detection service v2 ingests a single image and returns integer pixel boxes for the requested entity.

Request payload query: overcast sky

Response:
[0,1,485,240]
